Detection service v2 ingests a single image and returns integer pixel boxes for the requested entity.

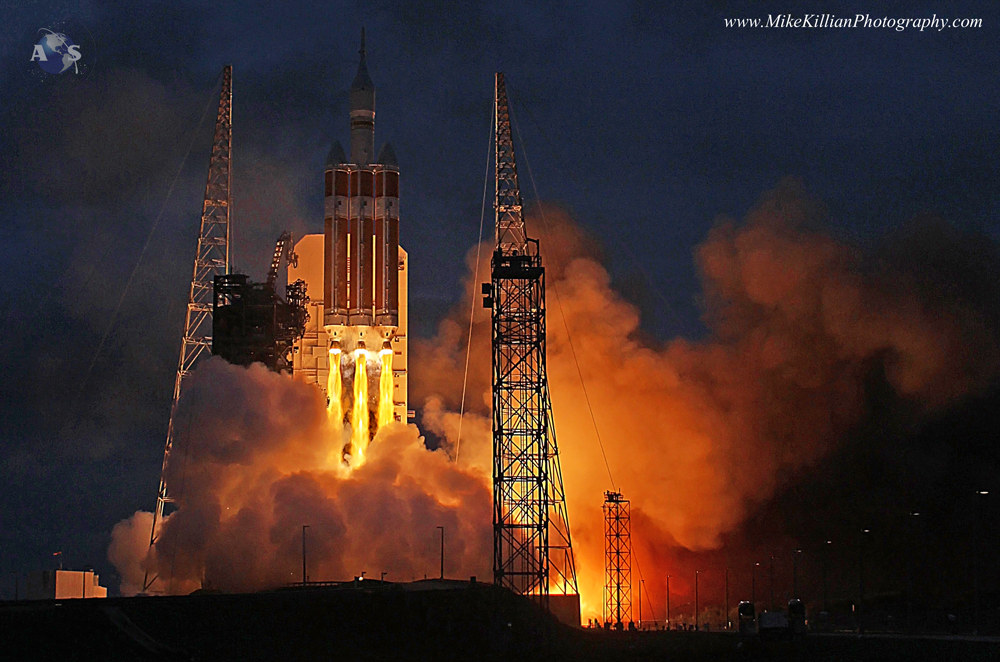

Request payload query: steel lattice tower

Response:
[603,490,632,627]
[484,73,577,602]
[144,65,233,591]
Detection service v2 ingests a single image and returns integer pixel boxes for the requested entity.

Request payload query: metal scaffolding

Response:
[604,490,632,627]
[484,72,577,603]
[144,65,233,591]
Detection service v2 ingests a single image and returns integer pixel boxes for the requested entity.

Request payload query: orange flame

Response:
[378,345,394,430]
[350,350,369,466]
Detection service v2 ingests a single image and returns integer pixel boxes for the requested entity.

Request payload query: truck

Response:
[737,601,757,635]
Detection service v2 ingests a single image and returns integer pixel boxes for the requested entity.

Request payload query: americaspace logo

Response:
[19,19,96,82]
[33,29,82,74]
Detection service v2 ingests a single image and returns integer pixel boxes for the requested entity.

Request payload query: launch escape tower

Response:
[483,73,578,609]
[603,490,632,628]
[145,65,233,590]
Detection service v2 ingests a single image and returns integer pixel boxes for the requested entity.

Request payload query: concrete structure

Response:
[25,570,107,600]
[289,30,408,427]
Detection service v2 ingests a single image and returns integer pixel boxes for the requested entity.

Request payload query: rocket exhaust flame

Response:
[326,347,344,466]
[323,340,395,470]
[378,342,394,430]
[351,348,370,465]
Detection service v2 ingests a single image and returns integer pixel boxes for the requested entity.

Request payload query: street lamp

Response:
[436,526,445,579]
[858,529,870,634]
[639,578,645,629]
[694,571,700,631]
[823,541,832,614]
[665,575,671,630]
[752,562,760,608]
[769,556,775,611]
[725,567,730,630]
[792,550,802,599]
[974,491,989,635]
[301,525,310,585]
[908,512,920,633]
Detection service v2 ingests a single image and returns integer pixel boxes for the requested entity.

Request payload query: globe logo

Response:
[31,28,82,75]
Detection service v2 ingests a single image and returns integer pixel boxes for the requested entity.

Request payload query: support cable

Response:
[509,102,616,490]
[455,100,495,463]
[632,547,657,627]
[65,72,222,427]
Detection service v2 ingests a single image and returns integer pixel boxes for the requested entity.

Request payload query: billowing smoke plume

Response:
[412,181,1000,618]
[112,181,999,621]
[110,359,491,596]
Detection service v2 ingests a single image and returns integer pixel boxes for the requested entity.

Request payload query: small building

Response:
[25,570,107,600]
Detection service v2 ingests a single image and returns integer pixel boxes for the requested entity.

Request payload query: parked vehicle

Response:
[738,601,757,635]
[788,599,807,635]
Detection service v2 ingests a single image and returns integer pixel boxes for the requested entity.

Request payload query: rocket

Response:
[324,27,400,347]
[287,28,408,456]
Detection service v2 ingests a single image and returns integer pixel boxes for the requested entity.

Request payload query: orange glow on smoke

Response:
[109,189,1000,624]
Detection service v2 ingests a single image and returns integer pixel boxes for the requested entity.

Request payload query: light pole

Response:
[694,570,700,631]
[752,562,760,608]
[974,491,988,636]
[908,513,920,632]
[725,567,730,630]
[858,529,870,634]
[665,575,671,630]
[301,525,310,585]
[381,571,387,582]
[769,556,775,611]
[436,526,445,579]
[793,549,802,599]
[823,540,832,614]
[639,578,644,628]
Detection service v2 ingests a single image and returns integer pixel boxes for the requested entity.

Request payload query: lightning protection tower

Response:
[604,490,632,628]
[144,65,233,591]
[482,73,577,607]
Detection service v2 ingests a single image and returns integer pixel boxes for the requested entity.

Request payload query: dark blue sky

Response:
[0,0,997,594]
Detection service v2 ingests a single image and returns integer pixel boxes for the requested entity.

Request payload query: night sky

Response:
[1,0,998,605]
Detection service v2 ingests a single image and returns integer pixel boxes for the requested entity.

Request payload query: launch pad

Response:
[143,33,577,626]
